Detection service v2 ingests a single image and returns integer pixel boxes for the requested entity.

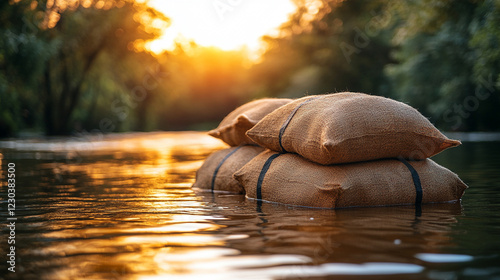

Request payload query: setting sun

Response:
[146,0,296,54]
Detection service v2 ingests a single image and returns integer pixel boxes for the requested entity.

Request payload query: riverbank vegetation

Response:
[1,0,499,137]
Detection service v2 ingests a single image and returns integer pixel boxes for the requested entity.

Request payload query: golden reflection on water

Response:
[52,132,226,180]
[1,132,487,280]
[12,132,233,280]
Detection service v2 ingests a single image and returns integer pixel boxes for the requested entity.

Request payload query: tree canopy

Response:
[1,0,499,137]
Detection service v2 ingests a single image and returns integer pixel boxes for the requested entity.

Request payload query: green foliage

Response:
[253,0,394,98]
[254,0,500,131]
[471,0,500,82]
[470,0,500,130]
[0,0,168,136]
[387,0,500,131]
[1,0,499,137]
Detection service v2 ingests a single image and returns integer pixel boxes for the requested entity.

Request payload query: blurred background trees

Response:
[0,0,168,136]
[1,0,499,137]
[386,0,500,131]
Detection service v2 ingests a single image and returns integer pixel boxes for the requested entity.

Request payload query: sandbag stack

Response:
[193,98,292,193]
[192,146,264,193]
[194,92,468,208]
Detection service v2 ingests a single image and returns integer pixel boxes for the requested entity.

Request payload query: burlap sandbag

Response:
[246,92,461,165]
[193,145,264,193]
[234,150,468,208]
[209,98,293,146]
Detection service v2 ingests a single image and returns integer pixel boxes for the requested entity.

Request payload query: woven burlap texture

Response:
[234,150,468,208]
[193,145,264,193]
[209,98,293,146]
[246,92,461,165]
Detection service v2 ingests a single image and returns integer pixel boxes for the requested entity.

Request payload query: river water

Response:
[1,131,499,280]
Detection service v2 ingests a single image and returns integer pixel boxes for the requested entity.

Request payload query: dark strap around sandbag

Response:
[256,153,282,200]
[252,151,423,206]
[397,158,423,205]
[211,146,243,192]
[279,96,322,153]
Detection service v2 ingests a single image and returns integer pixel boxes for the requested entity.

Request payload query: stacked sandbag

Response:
[233,92,467,208]
[193,98,291,193]
[234,151,467,208]
[193,146,264,193]
[209,98,293,146]
[246,92,460,164]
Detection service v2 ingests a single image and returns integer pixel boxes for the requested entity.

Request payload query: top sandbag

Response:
[246,92,460,165]
[209,98,293,146]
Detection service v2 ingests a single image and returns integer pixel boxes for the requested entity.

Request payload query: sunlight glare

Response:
[146,0,296,55]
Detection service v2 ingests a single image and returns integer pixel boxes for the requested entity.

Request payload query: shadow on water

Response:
[199,192,464,260]
[0,132,499,280]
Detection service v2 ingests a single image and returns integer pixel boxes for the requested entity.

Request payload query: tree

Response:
[251,0,393,98]
[0,0,168,136]
[155,44,252,130]
[386,0,500,131]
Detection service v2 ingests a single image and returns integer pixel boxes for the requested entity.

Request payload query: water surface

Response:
[1,132,499,280]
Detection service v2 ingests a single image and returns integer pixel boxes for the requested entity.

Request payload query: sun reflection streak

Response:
[120,233,248,247]
[127,223,219,233]
[10,132,232,280]
[0,132,474,280]
[140,253,312,280]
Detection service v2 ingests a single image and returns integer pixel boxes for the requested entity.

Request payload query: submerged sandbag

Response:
[193,145,264,193]
[209,98,293,146]
[234,150,467,208]
[246,92,461,165]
